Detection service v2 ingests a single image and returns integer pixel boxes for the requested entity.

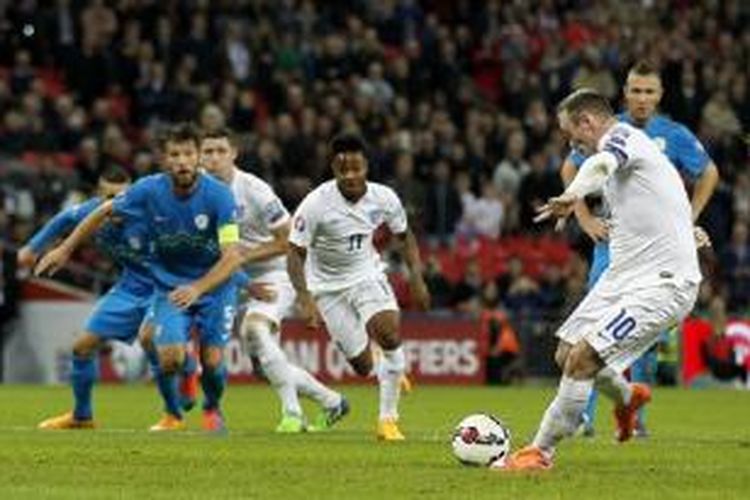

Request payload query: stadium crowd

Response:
[0,0,747,321]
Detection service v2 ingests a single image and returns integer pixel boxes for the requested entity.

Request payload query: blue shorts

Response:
[587,242,611,289]
[151,285,237,348]
[84,283,153,343]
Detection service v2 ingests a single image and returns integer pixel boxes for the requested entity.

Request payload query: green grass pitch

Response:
[0,384,748,499]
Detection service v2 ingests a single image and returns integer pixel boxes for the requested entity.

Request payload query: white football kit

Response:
[289,180,404,357]
[231,170,296,326]
[557,122,701,372]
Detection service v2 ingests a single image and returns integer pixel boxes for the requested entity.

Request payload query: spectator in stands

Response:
[424,159,462,248]
[722,222,750,313]
[480,282,523,385]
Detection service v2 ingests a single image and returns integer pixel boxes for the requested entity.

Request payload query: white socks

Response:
[376,346,406,420]
[246,318,342,415]
[532,376,593,453]
[595,366,632,406]
[291,364,341,409]
[245,321,302,417]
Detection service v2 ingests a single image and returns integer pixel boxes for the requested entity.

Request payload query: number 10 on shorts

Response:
[605,308,636,341]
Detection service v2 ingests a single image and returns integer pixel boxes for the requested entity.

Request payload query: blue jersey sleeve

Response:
[669,124,710,179]
[231,270,250,288]
[112,176,153,219]
[568,150,587,169]
[27,198,101,253]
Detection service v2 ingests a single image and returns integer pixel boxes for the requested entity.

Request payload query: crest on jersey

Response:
[369,209,384,225]
[294,215,305,232]
[128,236,142,250]
[653,137,666,151]
[194,214,209,230]
[264,200,286,224]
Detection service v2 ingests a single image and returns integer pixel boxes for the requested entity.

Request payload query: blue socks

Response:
[72,355,96,421]
[201,363,227,411]
[146,349,182,419]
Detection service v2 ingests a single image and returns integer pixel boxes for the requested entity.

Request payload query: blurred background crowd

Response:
[0,0,747,352]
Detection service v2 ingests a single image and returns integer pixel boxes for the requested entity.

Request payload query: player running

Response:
[499,89,702,470]
[37,123,244,432]
[200,127,348,433]
[561,61,719,436]
[287,133,430,441]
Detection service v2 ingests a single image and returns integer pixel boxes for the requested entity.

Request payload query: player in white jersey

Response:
[287,133,431,441]
[496,89,702,471]
[200,128,347,433]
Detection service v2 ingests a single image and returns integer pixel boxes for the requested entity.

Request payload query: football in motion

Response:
[451,414,511,467]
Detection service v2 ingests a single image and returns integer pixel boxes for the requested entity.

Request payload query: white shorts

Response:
[239,273,297,326]
[315,274,399,359]
[556,278,698,373]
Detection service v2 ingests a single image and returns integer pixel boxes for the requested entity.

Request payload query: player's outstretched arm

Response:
[169,242,245,309]
[691,161,719,222]
[287,242,319,329]
[560,158,608,241]
[537,151,618,225]
[238,222,290,265]
[19,205,81,268]
[393,230,431,310]
[34,200,114,277]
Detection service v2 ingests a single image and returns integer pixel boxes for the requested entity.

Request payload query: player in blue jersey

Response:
[37,123,245,432]
[25,167,167,429]
[559,61,719,437]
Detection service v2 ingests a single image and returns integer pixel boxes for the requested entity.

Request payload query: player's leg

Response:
[367,309,405,433]
[556,340,596,436]
[631,342,658,436]
[195,288,235,431]
[252,280,347,431]
[357,275,406,441]
[39,284,148,429]
[242,311,305,432]
[578,243,610,434]
[149,292,191,431]
[38,332,103,429]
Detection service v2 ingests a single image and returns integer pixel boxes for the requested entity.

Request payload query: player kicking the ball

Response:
[498,89,702,470]
[287,133,430,441]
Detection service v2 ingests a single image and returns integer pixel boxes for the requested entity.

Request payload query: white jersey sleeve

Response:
[289,190,320,249]
[383,186,408,234]
[232,170,291,277]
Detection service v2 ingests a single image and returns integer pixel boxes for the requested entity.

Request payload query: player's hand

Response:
[694,225,712,249]
[34,245,72,277]
[534,193,578,224]
[169,284,202,309]
[410,277,431,311]
[17,246,37,269]
[247,282,277,303]
[298,292,320,330]
[580,215,609,242]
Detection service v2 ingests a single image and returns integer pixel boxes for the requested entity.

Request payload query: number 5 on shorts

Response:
[605,308,636,341]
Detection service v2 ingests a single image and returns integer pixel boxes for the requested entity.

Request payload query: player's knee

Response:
[349,350,373,377]
[159,347,184,374]
[555,342,572,370]
[201,346,224,370]
[563,342,602,380]
[73,334,100,358]
[138,325,155,353]
[366,311,400,348]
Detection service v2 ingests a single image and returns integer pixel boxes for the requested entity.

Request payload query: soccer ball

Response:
[451,414,511,467]
[109,341,147,382]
